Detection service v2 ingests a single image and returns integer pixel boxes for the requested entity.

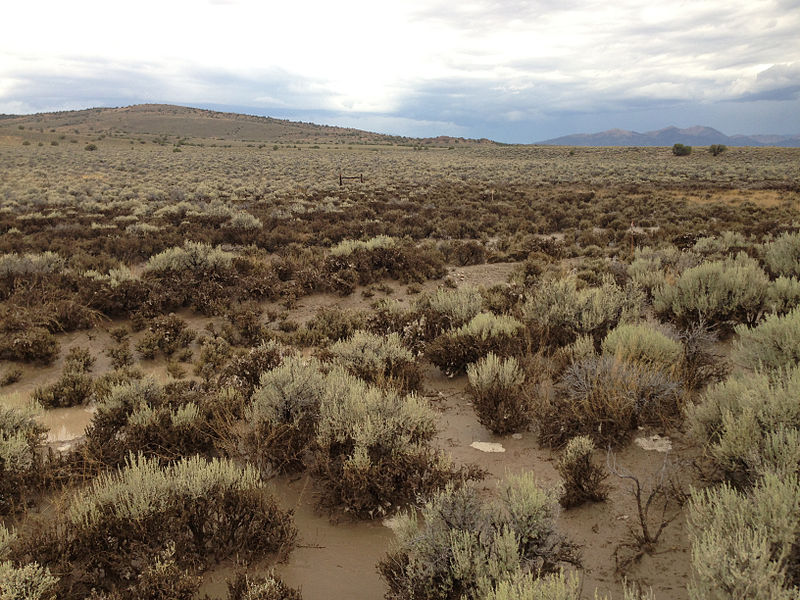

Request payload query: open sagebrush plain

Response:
[1,105,800,600]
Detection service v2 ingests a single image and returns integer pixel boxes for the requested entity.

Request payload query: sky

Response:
[1,0,799,142]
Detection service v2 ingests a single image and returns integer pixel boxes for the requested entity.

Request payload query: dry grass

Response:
[681,189,800,209]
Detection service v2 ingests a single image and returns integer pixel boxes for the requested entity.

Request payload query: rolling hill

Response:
[0,104,494,147]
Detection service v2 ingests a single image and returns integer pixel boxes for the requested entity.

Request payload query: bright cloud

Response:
[1,0,798,140]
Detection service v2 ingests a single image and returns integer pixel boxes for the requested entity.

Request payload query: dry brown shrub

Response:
[427,313,524,376]
[534,356,684,447]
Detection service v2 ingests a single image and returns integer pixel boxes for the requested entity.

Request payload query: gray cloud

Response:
[1,66,164,112]
[4,60,797,142]
[731,63,800,102]
[1,0,798,141]
[0,58,337,114]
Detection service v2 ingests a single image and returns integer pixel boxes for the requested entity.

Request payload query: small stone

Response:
[635,434,672,453]
[470,441,506,453]
[511,433,523,440]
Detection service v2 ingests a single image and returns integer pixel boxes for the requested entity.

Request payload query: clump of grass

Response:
[427,312,524,376]
[0,403,47,514]
[523,274,640,349]
[379,474,578,599]
[556,436,608,508]
[136,314,196,360]
[467,353,529,435]
[733,306,800,374]
[601,323,682,373]
[17,454,296,599]
[328,330,421,391]
[242,356,328,473]
[535,355,683,447]
[32,346,96,408]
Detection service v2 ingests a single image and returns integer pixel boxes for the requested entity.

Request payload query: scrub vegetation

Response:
[1,105,799,599]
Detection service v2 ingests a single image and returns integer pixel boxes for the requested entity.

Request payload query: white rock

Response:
[470,441,506,453]
[635,435,672,453]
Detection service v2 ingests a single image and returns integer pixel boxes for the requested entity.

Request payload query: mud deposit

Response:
[199,474,393,600]
[197,370,692,600]
[426,366,693,600]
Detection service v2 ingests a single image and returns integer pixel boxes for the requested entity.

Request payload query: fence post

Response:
[338,173,363,185]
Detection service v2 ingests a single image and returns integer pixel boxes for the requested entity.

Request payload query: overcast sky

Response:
[2,0,799,142]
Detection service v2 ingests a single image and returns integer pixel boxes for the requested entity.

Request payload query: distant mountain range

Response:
[537,126,800,147]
